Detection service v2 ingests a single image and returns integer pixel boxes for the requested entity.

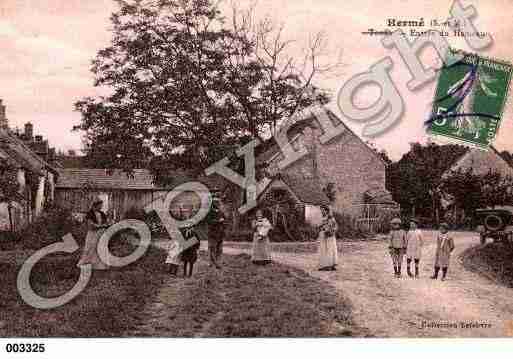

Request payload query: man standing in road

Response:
[206,187,226,269]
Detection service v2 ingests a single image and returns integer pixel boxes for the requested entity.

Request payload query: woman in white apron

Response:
[251,210,273,265]
[318,206,339,271]
[77,196,110,270]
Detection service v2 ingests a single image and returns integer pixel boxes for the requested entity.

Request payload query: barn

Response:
[54,168,208,221]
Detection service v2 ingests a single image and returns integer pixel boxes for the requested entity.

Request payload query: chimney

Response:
[0,99,9,130]
[25,122,34,140]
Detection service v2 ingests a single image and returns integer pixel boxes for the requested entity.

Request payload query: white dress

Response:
[406,229,424,260]
[318,218,338,268]
[78,211,109,270]
[251,218,273,262]
[165,240,181,265]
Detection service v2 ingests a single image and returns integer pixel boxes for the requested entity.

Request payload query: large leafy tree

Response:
[441,169,513,218]
[75,0,336,174]
[387,142,468,218]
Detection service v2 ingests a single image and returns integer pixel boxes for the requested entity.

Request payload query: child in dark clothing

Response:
[180,226,201,277]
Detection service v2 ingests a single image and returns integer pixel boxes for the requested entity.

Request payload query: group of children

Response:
[387,218,455,281]
[163,212,456,281]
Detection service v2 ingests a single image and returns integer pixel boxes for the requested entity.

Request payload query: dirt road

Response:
[221,232,513,337]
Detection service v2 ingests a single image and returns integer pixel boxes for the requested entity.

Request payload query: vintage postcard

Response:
[1,0,513,357]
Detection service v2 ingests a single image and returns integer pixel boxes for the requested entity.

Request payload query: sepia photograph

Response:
[1,0,513,356]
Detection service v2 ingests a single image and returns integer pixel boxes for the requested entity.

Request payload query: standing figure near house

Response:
[387,217,407,278]
[180,224,201,277]
[77,196,110,270]
[431,222,455,281]
[206,188,225,269]
[406,218,424,278]
[165,239,181,276]
[317,206,339,271]
[251,210,273,265]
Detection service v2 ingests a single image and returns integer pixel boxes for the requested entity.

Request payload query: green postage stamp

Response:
[429,49,512,149]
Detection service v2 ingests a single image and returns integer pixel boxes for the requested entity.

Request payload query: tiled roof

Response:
[56,167,239,194]
[255,111,329,165]
[0,128,56,175]
[56,168,166,190]
[363,188,397,205]
[256,107,381,166]
[276,173,330,206]
[442,145,513,179]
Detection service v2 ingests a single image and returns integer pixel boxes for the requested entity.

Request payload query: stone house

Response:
[0,127,58,231]
[247,108,398,234]
[239,172,331,240]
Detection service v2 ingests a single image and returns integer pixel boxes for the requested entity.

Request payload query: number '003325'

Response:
[5,343,45,353]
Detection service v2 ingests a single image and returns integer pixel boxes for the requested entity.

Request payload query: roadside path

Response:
[222,232,513,337]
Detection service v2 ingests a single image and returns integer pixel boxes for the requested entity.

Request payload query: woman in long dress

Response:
[251,210,273,265]
[77,196,110,270]
[318,206,339,271]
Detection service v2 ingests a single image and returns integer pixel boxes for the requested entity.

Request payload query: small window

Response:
[272,189,288,203]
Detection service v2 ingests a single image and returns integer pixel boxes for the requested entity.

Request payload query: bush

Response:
[4,205,86,251]
[334,212,369,239]
[0,231,19,251]
[229,213,372,242]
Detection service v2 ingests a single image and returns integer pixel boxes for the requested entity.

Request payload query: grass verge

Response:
[133,252,363,337]
[0,241,167,337]
[460,242,513,288]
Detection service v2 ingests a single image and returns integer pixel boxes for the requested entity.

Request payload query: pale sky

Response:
[1,0,512,160]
